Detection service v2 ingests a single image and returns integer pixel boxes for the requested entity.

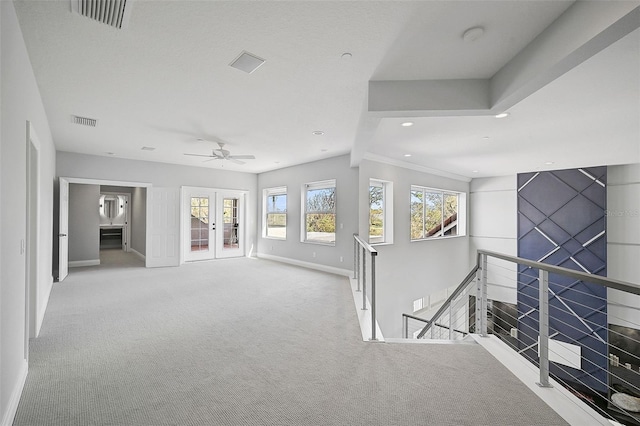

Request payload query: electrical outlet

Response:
[312,252,316,258]
[339,256,344,262]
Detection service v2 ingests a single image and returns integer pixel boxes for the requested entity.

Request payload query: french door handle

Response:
[59,233,67,237]
[212,223,216,231]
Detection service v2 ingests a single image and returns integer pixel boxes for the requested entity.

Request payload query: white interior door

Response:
[146,187,180,268]
[184,188,216,262]
[216,192,245,259]
[58,177,69,281]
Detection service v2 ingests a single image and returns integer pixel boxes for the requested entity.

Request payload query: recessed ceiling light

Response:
[341,52,352,59]
[545,161,555,165]
[404,154,412,157]
[274,161,280,164]
[472,170,479,173]
[482,136,490,140]
[141,146,156,151]
[462,26,485,43]
[105,152,115,156]
[321,149,328,152]
[401,121,414,127]
[312,130,324,136]
[495,112,510,119]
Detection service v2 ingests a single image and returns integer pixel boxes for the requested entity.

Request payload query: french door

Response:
[183,187,245,262]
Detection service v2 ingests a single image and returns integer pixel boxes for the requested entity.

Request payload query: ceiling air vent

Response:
[229,51,265,74]
[72,115,98,127]
[71,0,132,29]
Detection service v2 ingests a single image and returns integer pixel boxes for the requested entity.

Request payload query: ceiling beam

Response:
[368,79,490,117]
[491,1,640,113]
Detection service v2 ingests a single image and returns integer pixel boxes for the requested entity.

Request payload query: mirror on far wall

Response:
[101,195,119,219]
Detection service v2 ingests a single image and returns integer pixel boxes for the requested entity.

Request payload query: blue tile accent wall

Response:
[517,167,607,393]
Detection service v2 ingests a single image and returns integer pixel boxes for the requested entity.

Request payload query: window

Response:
[411,186,464,241]
[369,179,393,244]
[263,187,287,240]
[303,180,336,244]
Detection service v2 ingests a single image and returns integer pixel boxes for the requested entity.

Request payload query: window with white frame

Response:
[410,186,465,241]
[263,187,287,239]
[369,179,393,244]
[302,180,336,244]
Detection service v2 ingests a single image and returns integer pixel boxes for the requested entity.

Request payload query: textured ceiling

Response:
[13,1,640,177]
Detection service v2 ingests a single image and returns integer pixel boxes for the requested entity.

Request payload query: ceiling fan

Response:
[184,140,255,165]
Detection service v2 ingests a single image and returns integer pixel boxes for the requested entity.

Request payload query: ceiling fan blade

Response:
[184,153,214,158]
[229,159,246,165]
[203,158,218,163]
[228,155,255,160]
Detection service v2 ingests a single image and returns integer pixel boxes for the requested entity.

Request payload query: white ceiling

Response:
[14,1,640,178]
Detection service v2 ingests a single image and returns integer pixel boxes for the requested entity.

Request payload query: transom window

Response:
[410,186,464,241]
[303,180,336,245]
[263,187,287,240]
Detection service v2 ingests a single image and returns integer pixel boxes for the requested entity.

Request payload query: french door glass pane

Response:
[190,197,209,251]
[223,198,239,249]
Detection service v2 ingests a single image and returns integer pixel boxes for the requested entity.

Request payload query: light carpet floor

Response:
[15,253,568,425]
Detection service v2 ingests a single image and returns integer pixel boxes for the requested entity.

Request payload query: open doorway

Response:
[55,178,150,280]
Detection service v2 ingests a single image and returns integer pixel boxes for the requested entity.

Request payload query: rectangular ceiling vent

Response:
[72,115,98,127]
[70,0,132,29]
[229,51,266,74]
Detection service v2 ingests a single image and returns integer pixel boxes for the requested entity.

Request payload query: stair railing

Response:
[403,249,640,425]
[353,234,378,341]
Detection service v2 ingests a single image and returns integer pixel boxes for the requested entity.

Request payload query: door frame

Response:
[58,177,151,275]
[216,191,246,259]
[26,122,41,348]
[182,187,217,262]
[181,186,248,263]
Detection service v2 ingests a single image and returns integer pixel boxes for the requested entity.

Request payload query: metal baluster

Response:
[353,237,357,280]
[370,253,377,341]
[356,241,361,292]
[362,247,367,311]
[480,253,488,337]
[537,269,552,388]
[448,301,453,340]
[403,315,408,339]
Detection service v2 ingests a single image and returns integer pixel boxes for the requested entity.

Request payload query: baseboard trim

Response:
[256,253,352,277]
[1,360,28,426]
[68,259,100,268]
[130,248,146,261]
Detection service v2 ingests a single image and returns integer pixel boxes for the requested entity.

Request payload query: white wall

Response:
[68,184,100,263]
[469,176,518,304]
[1,2,56,424]
[57,152,258,260]
[131,187,147,256]
[607,164,640,328]
[358,160,471,338]
[256,155,358,274]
